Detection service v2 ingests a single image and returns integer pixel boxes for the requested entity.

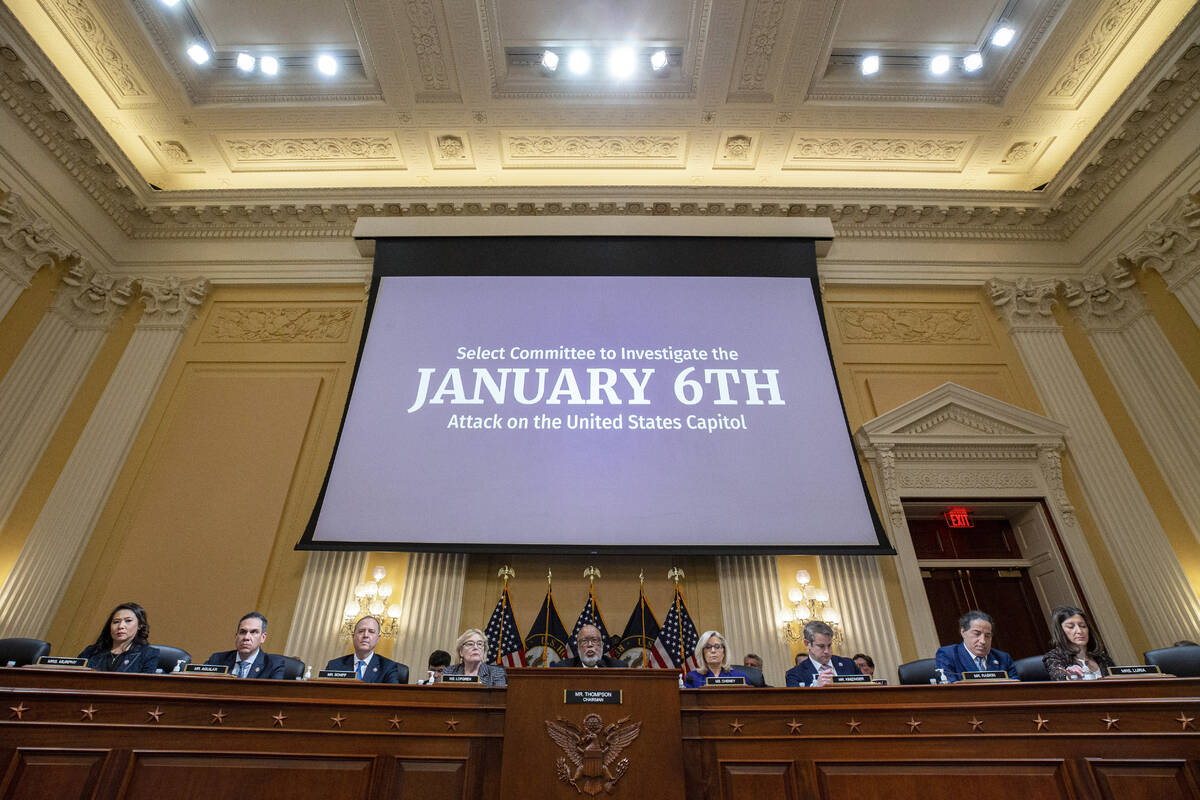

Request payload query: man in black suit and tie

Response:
[325,615,409,683]
[784,620,861,686]
[552,624,628,668]
[205,612,286,679]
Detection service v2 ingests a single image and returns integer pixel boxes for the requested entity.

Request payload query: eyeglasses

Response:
[462,640,486,649]
[577,638,603,646]
[703,643,725,651]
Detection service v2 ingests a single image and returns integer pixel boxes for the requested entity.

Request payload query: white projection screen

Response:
[301,229,890,554]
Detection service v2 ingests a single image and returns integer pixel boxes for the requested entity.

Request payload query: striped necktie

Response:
[356,660,365,680]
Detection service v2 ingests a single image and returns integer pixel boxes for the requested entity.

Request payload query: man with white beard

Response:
[552,624,628,668]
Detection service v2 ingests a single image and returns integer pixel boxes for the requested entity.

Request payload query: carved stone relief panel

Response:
[833,306,985,345]
[37,0,156,108]
[783,133,975,171]
[989,136,1055,174]
[713,132,760,169]
[1037,0,1154,110]
[140,136,204,174]
[200,303,357,344]
[500,132,688,168]
[215,133,405,171]
[427,131,476,169]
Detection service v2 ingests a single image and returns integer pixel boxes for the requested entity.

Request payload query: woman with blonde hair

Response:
[441,628,507,686]
[683,630,748,687]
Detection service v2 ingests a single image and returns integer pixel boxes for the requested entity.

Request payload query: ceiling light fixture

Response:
[160,0,181,6]
[260,56,279,75]
[963,52,983,72]
[567,49,591,75]
[650,49,668,72]
[317,54,338,76]
[860,55,879,76]
[992,26,1015,47]
[929,54,950,75]
[541,50,559,71]
[236,53,255,72]
[186,44,210,65]
[608,46,636,79]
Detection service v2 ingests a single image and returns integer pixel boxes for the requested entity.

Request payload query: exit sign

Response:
[944,507,974,528]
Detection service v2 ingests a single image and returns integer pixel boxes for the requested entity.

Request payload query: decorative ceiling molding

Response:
[1040,0,1154,109]
[783,135,974,171]
[37,0,155,108]
[217,134,405,171]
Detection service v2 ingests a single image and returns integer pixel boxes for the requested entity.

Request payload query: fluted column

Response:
[1118,189,1200,326]
[0,192,75,321]
[0,277,208,637]
[989,278,1200,647]
[1064,267,1200,546]
[390,552,468,678]
[715,555,793,685]
[819,555,903,685]
[283,550,368,669]
[0,265,132,534]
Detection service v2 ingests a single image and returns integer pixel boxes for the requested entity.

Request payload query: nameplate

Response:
[706,676,746,686]
[36,656,87,668]
[317,669,356,680]
[1107,664,1161,677]
[832,674,871,684]
[441,674,480,684]
[564,689,622,704]
[183,663,229,675]
[962,670,1009,681]
[872,679,889,686]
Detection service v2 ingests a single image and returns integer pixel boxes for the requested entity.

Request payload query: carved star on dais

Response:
[8,702,29,720]
[388,715,403,730]
[906,717,922,732]
[445,718,459,731]
[786,719,803,734]
[330,712,346,728]
[79,704,98,720]
[1033,714,1049,731]
[967,716,984,732]
[210,708,226,724]
[845,718,862,734]
[1177,712,1196,731]
[146,706,164,723]
[1101,714,1120,731]
[272,711,287,727]
[728,719,744,733]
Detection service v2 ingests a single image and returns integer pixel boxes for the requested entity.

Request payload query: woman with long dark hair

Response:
[78,602,160,673]
[1041,605,1113,680]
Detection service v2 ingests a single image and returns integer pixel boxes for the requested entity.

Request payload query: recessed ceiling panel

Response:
[189,0,358,48]
[492,0,691,42]
[834,0,1006,51]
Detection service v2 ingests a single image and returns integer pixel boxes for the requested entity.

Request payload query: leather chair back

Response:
[155,645,192,673]
[1013,655,1050,681]
[1144,645,1200,677]
[739,664,766,687]
[280,655,306,681]
[0,637,51,667]
[897,657,937,685]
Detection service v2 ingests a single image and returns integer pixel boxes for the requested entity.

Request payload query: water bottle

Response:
[936,667,949,684]
[302,664,312,680]
[173,659,185,673]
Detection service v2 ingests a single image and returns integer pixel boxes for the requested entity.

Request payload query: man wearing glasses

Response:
[553,624,628,668]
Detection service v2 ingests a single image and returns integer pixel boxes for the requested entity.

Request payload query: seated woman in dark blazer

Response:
[78,602,160,673]
[684,630,749,687]
[440,628,506,686]
[1041,605,1113,680]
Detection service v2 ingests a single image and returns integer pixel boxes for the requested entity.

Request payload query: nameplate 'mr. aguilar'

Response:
[182,663,229,675]
[564,689,622,704]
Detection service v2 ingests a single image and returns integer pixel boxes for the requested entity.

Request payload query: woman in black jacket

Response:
[78,601,160,673]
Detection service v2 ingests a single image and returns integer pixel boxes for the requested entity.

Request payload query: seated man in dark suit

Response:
[205,612,286,679]
[552,625,627,668]
[325,615,408,683]
[934,609,1017,682]
[785,621,861,686]
[742,653,770,687]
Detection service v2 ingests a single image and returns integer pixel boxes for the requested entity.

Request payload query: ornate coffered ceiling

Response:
[0,0,1198,242]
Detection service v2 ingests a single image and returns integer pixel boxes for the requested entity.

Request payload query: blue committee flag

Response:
[484,586,526,668]
[524,587,572,666]
[612,588,661,667]
[568,588,613,656]
[651,586,701,672]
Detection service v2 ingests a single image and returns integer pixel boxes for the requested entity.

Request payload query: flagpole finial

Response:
[638,570,645,586]
[546,568,553,586]
[583,565,601,585]
[497,565,514,588]
[667,566,684,585]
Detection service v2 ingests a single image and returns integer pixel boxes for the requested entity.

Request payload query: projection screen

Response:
[301,222,889,554]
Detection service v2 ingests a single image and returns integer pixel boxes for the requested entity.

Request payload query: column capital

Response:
[986,277,1061,332]
[1062,264,1147,333]
[50,263,134,329]
[138,276,210,330]
[0,193,77,288]
[1118,191,1200,293]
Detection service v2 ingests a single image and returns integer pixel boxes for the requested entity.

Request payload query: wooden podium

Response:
[500,667,685,800]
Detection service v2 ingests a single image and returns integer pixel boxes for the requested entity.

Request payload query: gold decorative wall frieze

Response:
[501,133,688,168]
[217,134,405,171]
[201,304,356,343]
[38,0,154,107]
[833,306,984,344]
[784,135,974,171]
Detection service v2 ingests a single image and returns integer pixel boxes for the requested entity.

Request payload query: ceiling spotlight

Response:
[567,49,591,75]
[160,0,180,6]
[541,50,559,71]
[860,55,880,76]
[236,53,255,72]
[317,54,338,75]
[963,52,983,72]
[260,56,279,75]
[992,26,1015,47]
[186,44,210,65]
[929,54,950,75]
[650,49,668,72]
[608,46,636,79]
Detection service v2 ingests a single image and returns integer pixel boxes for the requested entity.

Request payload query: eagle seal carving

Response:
[544,713,642,795]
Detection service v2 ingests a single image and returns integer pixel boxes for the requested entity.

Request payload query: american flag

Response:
[568,589,614,656]
[650,586,700,673]
[484,586,526,668]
